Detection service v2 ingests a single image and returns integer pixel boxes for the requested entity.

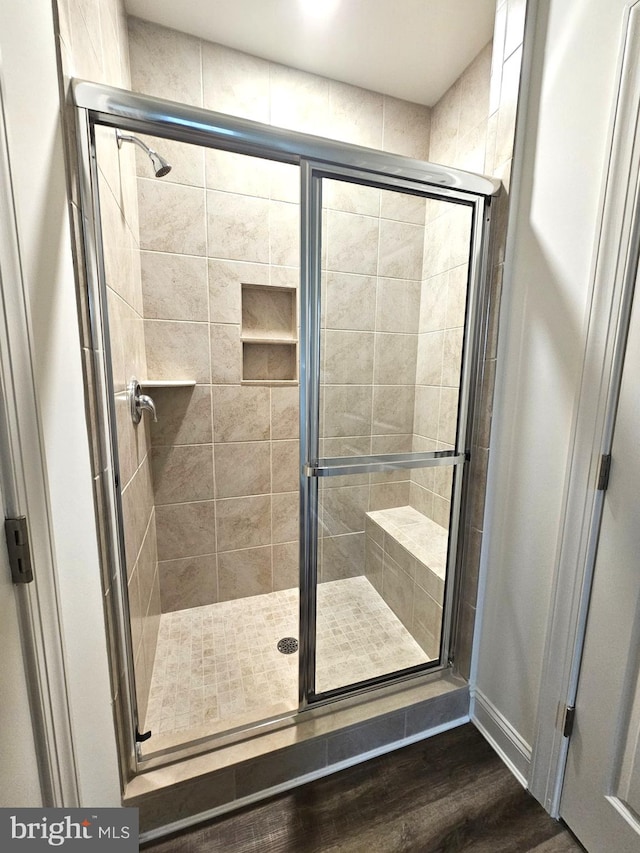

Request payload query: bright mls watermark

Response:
[1,809,138,850]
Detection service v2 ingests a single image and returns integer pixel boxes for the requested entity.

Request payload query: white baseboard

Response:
[470,689,531,788]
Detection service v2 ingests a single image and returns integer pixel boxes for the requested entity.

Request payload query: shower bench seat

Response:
[365,506,447,606]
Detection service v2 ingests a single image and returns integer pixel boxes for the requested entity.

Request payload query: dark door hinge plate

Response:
[563,705,576,738]
[5,516,34,584]
[597,453,612,491]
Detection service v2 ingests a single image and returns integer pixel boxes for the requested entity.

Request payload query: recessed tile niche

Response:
[241,284,297,384]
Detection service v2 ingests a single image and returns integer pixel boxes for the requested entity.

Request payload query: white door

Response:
[560,267,640,850]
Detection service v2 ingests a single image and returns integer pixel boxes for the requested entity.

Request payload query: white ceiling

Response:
[124,0,496,107]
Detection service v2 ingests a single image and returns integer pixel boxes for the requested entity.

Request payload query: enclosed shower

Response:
[76,53,497,766]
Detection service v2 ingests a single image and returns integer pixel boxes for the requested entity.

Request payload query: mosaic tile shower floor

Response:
[144,576,429,747]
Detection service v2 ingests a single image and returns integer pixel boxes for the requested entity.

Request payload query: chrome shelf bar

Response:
[305,451,466,478]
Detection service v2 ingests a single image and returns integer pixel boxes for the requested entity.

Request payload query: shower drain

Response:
[277,637,299,655]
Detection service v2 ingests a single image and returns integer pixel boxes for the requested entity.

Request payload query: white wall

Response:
[474,0,630,763]
[0,0,120,806]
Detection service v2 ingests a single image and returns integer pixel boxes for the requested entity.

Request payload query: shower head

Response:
[116,131,172,178]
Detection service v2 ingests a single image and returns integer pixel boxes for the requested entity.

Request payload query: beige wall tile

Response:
[322,385,373,439]
[323,331,374,386]
[273,541,299,591]
[490,2,508,116]
[429,81,460,165]
[372,385,415,435]
[422,214,451,278]
[458,42,493,134]
[371,434,413,454]
[100,176,136,310]
[218,545,272,600]
[272,492,298,546]
[271,440,299,494]
[121,456,154,571]
[456,123,487,174]
[114,389,137,489]
[154,500,216,562]
[216,495,271,552]
[144,320,210,383]
[159,555,217,611]
[209,259,268,325]
[320,485,369,537]
[495,46,523,169]
[323,180,380,217]
[365,536,384,594]
[325,211,379,276]
[375,279,421,333]
[271,386,299,439]
[138,179,206,255]
[368,481,411,511]
[150,385,212,447]
[374,333,418,386]
[328,80,383,148]
[382,97,431,160]
[505,0,526,60]
[416,331,444,386]
[137,517,158,611]
[419,272,449,333]
[413,385,440,441]
[324,272,376,332]
[438,387,459,445]
[207,190,270,264]
[205,148,271,197]
[151,444,214,505]
[128,568,143,654]
[378,219,425,281]
[320,533,365,582]
[269,161,300,204]
[128,17,202,107]
[380,190,426,226]
[413,586,443,651]
[448,205,473,268]
[213,385,270,442]
[382,557,413,630]
[409,481,434,518]
[215,441,271,499]
[442,328,464,387]
[446,264,469,330]
[210,323,242,384]
[269,200,299,268]
[202,41,270,122]
[270,64,330,135]
[141,252,208,321]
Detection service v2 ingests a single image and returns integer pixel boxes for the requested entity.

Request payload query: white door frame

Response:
[529,0,640,816]
[0,57,79,807]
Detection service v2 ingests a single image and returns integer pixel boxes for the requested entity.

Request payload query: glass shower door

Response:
[301,163,483,700]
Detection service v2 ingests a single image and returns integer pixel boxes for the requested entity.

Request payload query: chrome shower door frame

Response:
[73,79,496,772]
[299,160,492,707]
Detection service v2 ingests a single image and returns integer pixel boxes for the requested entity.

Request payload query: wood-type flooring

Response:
[141,723,585,852]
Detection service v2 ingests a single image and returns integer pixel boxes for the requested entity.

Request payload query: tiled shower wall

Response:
[427,2,525,678]
[136,139,301,611]
[318,183,423,584]
[127,16,435,611]
[54,0,161,729]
